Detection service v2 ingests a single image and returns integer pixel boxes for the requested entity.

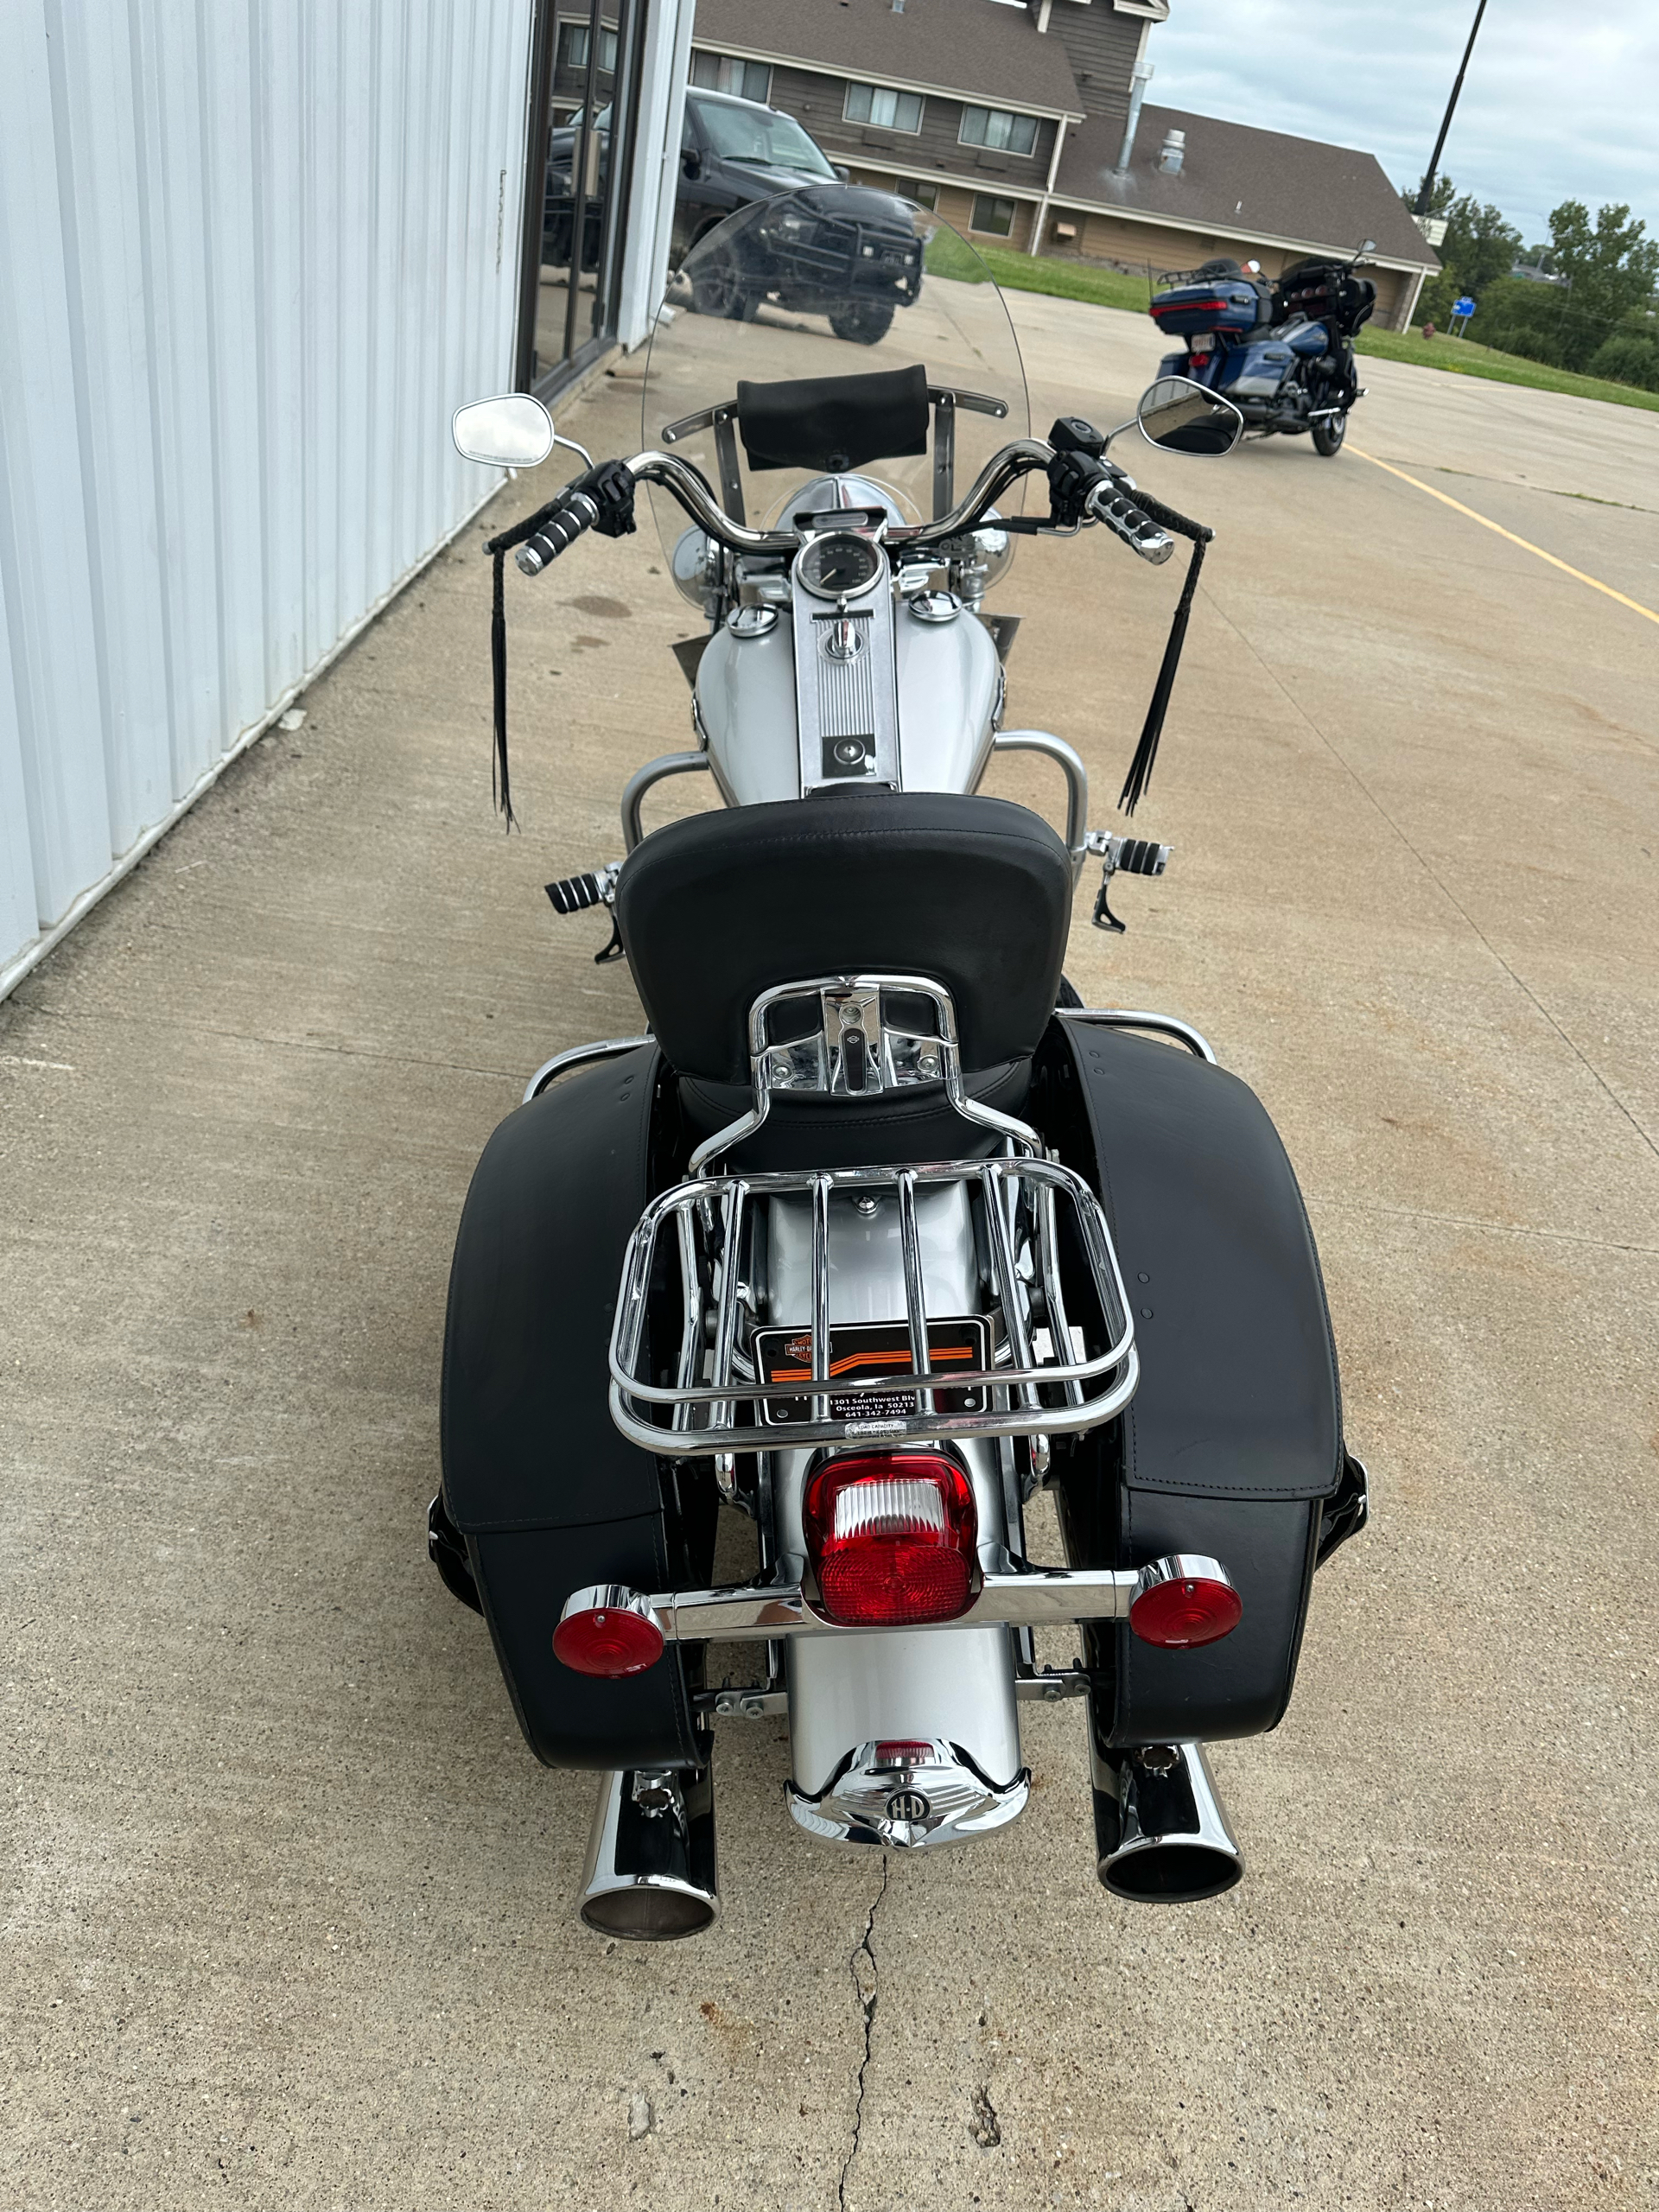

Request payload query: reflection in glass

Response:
[641,189,1030,561]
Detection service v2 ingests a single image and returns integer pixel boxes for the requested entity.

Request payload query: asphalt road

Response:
[2,290,1656,2211]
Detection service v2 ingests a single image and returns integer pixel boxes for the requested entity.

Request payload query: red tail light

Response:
[553,1594,664,1677]
[803,1452,977,1627]
[1129,1563,1243,1649]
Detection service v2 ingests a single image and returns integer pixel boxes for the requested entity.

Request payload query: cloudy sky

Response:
[1146,0,1659,249]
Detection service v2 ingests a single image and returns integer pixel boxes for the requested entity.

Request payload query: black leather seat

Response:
[613,791,1072,1088]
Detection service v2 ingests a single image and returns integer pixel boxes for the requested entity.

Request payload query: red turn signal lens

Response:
[803,1451,977,1627]
[553,1599,664,1677]
[1129,1570,1243,1649]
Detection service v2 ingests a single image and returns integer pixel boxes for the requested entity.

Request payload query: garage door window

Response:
[969,194,1016,238]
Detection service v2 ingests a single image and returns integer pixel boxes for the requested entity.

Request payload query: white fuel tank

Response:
[696,600,1001,807]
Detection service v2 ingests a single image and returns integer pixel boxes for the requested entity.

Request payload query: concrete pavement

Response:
[2,291,1656,2210]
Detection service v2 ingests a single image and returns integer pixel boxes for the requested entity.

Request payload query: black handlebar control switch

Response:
[1049,416,1107,459]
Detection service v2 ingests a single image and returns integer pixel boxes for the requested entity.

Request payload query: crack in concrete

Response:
[836,1855,890,2212]
[1305,1193,1659,1259]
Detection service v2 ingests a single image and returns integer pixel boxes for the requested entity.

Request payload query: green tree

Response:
[1402,175,1522,325]
[1545,199,1659,327]
[1586,332,1659,391]
[1480,204,1659,370]
[1403,172,1459,220]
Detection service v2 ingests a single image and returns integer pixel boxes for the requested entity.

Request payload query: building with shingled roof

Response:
[682,0,1439,329]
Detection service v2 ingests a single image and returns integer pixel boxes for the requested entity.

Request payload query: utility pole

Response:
[1414,0,1489,216]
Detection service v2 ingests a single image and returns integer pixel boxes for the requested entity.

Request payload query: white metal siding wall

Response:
[0,0,533,993]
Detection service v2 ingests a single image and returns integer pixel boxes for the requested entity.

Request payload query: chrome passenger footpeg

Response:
[1084,829,1170,934]
[545,859,625,963]
[788,1738,1029,1850]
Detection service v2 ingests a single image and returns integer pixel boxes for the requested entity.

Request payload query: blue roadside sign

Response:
[1454,296,1477,318]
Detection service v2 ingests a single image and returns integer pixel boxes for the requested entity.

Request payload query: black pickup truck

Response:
[545,86,922,345]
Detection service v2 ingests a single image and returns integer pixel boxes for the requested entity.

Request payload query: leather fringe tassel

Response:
[482,494,569,831]
[489,545,514,828]
[1116,494,1214,818]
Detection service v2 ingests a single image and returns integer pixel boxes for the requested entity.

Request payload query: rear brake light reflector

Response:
[803,1451,977,1627]
[874,1741,937,1768]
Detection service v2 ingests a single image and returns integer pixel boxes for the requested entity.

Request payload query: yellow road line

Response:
[1351,445,1659,626]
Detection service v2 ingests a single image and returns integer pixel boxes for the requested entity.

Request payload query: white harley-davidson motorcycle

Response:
[432,193,1367,1938]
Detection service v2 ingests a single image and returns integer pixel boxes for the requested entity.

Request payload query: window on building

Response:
[558,20,618,73]
[959,106,1039,156]
[690,52,772,102]
[969,194,1016,238]
[843,82,925,133]
[903,178,940,209]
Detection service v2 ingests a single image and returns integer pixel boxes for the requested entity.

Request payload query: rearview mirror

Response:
[452,393,556,468]
[1135,376,1244,458]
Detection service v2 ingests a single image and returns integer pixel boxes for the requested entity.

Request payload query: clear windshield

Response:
[694,99,835,178]
[641,188,1030,560]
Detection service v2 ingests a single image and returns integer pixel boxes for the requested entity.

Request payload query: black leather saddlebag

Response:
[440,1045,711,1771]
[1041,1017,1349,1747]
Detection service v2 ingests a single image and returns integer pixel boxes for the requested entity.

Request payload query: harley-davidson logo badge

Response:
[753,1317,990,1427]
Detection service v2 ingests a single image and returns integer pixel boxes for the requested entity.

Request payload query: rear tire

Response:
[1312,410,1348,457]
[828,300,895,346]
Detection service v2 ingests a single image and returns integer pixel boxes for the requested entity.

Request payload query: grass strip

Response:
[923,231,1152,313]
[1355,327,1659,414]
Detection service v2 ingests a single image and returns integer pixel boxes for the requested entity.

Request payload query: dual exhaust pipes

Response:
[578,1737,1240,1940]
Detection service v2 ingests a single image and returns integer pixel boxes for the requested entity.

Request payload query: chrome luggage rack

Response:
[607,974,1139,1456]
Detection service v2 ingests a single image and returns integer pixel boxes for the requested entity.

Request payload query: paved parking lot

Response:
[3,289,1656,2209]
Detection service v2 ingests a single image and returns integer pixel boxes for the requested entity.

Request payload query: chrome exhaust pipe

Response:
[1091,1739,1243,1903]
[578,1763,719,1940]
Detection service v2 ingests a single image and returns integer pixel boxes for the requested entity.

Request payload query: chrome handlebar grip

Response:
[1085,478,1174,564]
[516,491,600,574]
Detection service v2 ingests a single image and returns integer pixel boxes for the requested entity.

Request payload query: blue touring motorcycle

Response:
[1149,245,1376,457]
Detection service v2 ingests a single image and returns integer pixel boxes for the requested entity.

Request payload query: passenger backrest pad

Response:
[614,791,1073,1086]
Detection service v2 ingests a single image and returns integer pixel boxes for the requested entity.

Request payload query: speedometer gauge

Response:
[796,533,884,601]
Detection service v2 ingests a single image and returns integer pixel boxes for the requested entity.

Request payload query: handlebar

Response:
[515,435,1188,571]
[615,440,1057,559]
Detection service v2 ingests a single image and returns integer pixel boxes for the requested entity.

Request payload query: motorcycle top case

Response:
[1149,279,1264,336]
[1040,1018,1348,1750]
[440,1044,713,1773]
